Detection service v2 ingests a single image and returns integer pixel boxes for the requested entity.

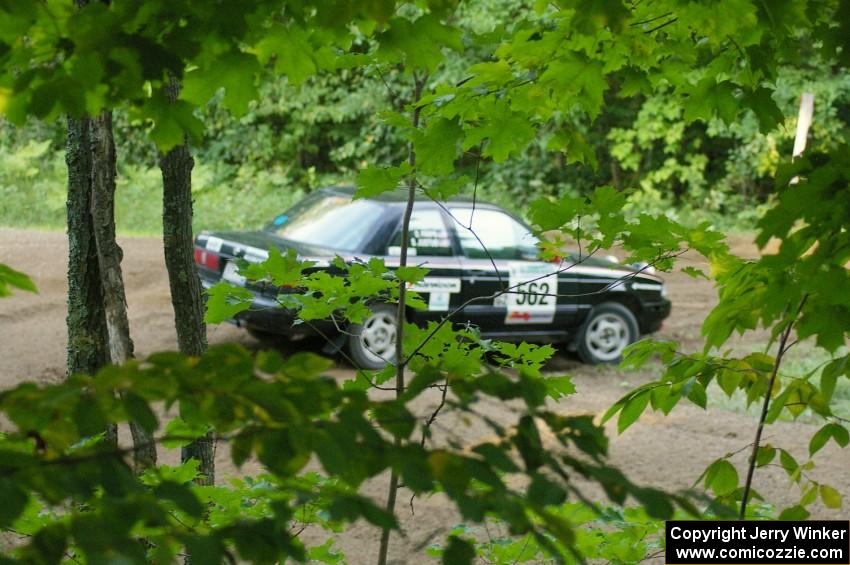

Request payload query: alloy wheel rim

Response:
[359,312,397,364]
[585,312,630,361]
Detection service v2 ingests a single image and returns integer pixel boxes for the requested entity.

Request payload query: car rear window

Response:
[268,193,386,252]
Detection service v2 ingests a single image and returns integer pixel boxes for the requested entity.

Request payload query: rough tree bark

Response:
[159,76,215,486]
[65,115,115,445]
[89,110,157,470]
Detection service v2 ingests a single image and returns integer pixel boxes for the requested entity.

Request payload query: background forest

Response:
[2,3,848,233]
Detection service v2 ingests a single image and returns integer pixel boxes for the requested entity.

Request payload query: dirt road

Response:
[1,228,848,563]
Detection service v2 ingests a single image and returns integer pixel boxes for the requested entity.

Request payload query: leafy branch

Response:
[739,294,809,518]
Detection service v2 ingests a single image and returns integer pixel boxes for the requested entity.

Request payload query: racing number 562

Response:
[515,281,551,306]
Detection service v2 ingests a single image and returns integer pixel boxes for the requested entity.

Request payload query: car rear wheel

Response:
[576,302,639,365]
[348,304,397,370]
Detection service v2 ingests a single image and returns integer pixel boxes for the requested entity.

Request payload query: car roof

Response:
[321,185,502,209]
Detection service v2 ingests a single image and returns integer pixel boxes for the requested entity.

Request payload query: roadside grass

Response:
[705,342,850,424]
[0,143,308,236]
[614,341,849,425]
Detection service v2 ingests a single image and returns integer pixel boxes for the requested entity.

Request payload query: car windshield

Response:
[267,192,386,252]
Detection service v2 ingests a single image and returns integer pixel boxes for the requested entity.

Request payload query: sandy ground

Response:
[1,228,848,563]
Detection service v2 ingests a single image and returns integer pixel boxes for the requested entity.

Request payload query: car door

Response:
[384,206,464,325]
[447,206,578,336]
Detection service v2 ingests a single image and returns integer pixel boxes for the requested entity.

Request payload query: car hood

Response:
[570,254,632,270]
[566,253,665,285]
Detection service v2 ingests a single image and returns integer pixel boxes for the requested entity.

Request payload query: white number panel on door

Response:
[505,262,558,325]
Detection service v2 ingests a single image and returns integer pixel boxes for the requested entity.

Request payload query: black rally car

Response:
[194,186,671,369]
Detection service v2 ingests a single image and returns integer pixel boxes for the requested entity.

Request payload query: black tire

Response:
[347,304,398,370]
[576,302,639,365]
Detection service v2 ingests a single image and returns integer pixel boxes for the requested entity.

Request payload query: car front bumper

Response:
[639,298,672,333]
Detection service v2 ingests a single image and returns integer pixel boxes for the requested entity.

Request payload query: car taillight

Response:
[194,246,221,270]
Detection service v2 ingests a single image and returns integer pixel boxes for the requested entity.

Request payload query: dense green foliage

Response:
[2,0,850,563]
[2,3,848,233]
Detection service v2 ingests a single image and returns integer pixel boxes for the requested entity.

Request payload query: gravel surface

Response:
[1,228,847,563]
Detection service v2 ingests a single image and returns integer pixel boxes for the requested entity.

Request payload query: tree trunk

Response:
[65,115,116,445]
[160,76,215,486]
[89,110,157,470]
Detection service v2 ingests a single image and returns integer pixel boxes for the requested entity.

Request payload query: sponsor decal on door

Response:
[408,277,461,311]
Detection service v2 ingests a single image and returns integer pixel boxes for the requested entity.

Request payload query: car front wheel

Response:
[576,302,639,365]
[348,304,397,370]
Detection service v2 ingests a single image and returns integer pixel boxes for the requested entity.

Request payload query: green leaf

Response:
[514,416,545,472]
[182,50,260,117]
[617,390,650,433]
[162,418,210,449]
[414,117,463,176]
[681,266,708,279]
[328,495,397,529]
[135,94,205,152]
[242,247,311,288]
[203,283,254,324]
[155,481,205,518]
[779,449,800,480]
[799,483,818,506]
[809,423,850,456]
[254,23,318,85]
[467,60,513,87]
[307,539,344,564]
[425,176,469,201]
[377,14,462,72]
[371,402,415,439]
[0,263,37,297]
[472,443,519,473]
[184,536,224,564]
[544,375,576,400]
[778,505,809,520]
[396,265,429,283]
[547,130,598,168]
[355,163,411,198]
[755,445,776,467]
[463,100,536,162]
[151,460,200,485]
[745,87,784,134]
[0,479,28,527]
[683,77,739,124]
[703,459,738,496]
[619,68,651,97]
[632,487,674,519]
[528,195,584,231]
[686,380,707,409]
[123,392,158,434]
[541,56,608,118]
[820,484,842,509]
[528,474,567,506]
[442,536,475,565]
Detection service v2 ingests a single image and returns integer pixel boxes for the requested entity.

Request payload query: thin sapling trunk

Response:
[377,73,425,565]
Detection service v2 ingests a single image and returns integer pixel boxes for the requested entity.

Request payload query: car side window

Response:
[449,207,538,260]
[388,209,454,257]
